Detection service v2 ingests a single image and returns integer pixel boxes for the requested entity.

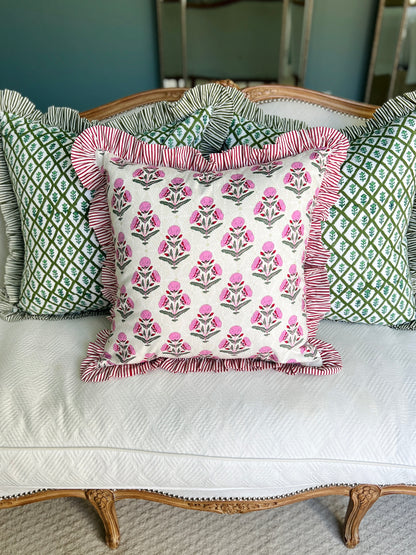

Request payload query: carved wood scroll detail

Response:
[85,489,120,550]
[344,484,381,548]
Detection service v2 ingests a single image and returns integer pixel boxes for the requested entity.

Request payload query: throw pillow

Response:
[0,84,235,320]
[71,125,348,381]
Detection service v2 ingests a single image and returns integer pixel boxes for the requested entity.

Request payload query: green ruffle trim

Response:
[226,87,308,135]
[342,90,416,142]
[104,82,235,157]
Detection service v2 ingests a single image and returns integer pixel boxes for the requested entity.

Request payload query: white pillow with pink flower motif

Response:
[71,125,348,381]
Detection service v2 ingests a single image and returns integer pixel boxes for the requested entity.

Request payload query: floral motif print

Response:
[110,156,131,168]
[112,332,136,363]
[221,217,254,260]
[197,350,218,359]
[251,160,283,178]
[310,149,330,175]
[158,281,191,321]
[111,178,132,219]
[280,264,302,302]
[221,173,255,205]
[189,250,222,292]
[161,332,191,356]
[279,315,304,349]
[131,257,161,298]
[130,201,160,244]
[190,197,224,237]
[282,211,304,252]
[159,177,192,212]
[193,171,223,185]
[115,232,132,272]
[283,161,312,197]
[253,346,279,363]
[189,304,222,342]
[220,273,252,313]
[251,241,283,283]
[251,296,282,335]
[116,285,134,321]
[158,225,191,268]
[218,325,251,356]
[132,166,165,190]
[133,310,162,345]
[253,187,286,228]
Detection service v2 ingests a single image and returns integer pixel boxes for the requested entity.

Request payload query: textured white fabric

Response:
[1,316,415,498]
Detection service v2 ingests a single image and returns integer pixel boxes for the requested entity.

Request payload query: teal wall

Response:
[0,0,160,112]
[1,0,380,110]
[305,0,379,100]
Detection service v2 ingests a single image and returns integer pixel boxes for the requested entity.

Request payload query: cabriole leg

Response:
[344,485,381,548]
[85,489,120,549]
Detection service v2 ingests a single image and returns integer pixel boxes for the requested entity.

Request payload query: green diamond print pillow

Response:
[0,86,235,320]
[321,94,416,326]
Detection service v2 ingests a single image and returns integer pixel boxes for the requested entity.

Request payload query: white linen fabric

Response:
[0,316,415,499]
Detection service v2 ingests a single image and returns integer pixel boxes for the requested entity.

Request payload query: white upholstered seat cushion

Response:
[0,315,415,499]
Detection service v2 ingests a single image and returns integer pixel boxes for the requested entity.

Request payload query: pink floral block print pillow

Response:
[71,126,348,381]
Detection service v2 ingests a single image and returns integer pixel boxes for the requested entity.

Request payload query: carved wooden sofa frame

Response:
[2,483,416,549]
[1,82,415,549]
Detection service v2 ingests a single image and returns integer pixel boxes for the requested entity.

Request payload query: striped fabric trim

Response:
[227,87,308,134]
[104,83,235,157]
[71,125,348,381]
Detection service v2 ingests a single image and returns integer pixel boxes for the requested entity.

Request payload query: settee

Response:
[0,82,415,550]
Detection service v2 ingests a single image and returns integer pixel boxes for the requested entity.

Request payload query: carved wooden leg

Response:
[344,485,381,548]
[85,489,120,549]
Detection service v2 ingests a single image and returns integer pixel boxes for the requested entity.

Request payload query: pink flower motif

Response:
[220,273,252,313]
[280,265,301,302]
[254,346,279,363]
[219,325,251,355]
[279,315,304,349]
[132,166,165,190]
[251,242,283,284]
[158,281,191,321]
[251,295,282,336]
[131,257,161,298]
[159,177,192,212]
[283,162,312,197]
[189,251,222,292]
[161,332,192,356]
[158,226,191,269]
[112,332,136,363]
[189,303,222,342]
[221,218,254,260]
[221,174,255,205]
